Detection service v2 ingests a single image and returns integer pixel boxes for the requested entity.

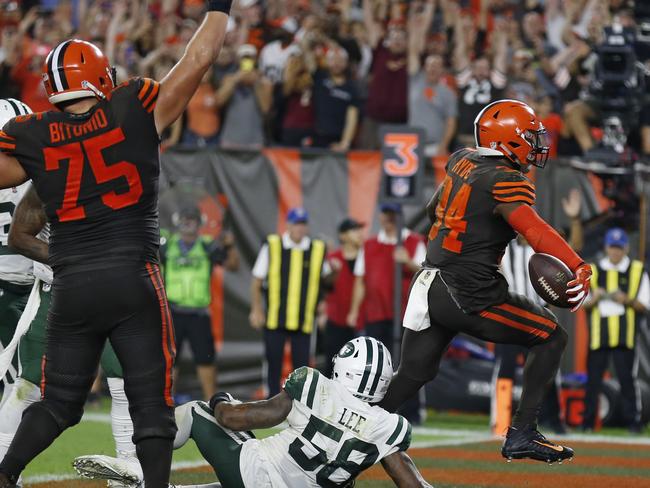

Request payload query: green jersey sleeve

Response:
[385,415,412,453]
[283,366,310,401]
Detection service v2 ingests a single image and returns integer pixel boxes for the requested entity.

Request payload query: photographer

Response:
[217,43,273,149]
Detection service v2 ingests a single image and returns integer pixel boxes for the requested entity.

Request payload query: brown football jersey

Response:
[426,148,536,313]
[0,78,161,270]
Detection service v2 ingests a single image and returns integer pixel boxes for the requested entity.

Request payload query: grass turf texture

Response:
[23,401,650,487]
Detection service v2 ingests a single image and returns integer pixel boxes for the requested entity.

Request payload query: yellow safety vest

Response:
[589,260,645,350]
[265,234,325,334]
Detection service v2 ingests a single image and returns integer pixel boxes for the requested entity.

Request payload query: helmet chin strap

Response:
[81,80,106,100]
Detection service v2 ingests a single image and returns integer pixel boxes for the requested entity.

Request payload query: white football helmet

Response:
[332,337,393,403]
[0,98,32,129]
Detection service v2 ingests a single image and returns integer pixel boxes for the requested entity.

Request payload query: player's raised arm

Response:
[8,184,48,264]
[495,201,591,311]
[153,1,232,134]
[211,391,293,431]
[381,451,433,488]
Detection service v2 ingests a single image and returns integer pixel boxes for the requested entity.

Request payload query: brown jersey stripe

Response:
[143,81,160,111]
[138,79,153,101]
[479,310,550,339]
[493,194,535,205]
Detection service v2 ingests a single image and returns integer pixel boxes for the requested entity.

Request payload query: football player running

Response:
[73,338,431,488]
[379,100,591,463]
[0,100,34,408]
[0,1,232,487]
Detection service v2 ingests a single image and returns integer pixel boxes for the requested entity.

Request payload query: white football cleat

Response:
[73,454,143,486]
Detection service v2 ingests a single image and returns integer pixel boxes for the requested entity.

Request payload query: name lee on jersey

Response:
[49,108,108,143]
[337,407,367,434]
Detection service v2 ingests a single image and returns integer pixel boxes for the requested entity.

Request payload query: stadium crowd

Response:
[0,0,649,156]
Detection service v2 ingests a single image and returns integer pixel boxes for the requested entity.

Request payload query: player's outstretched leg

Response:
[378,326,456,412]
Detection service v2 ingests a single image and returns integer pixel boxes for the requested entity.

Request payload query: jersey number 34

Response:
[44,128,143,222]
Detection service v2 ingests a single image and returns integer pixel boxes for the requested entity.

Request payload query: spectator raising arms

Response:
[359,0,409,149]
[408,0,457,156]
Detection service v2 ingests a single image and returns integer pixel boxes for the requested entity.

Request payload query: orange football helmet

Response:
[42,40,116,106]
[474,99,550,169]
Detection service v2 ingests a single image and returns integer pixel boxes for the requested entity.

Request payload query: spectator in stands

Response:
[161,206,239,401]
[312,46,360,151]
[451,1,507,148]
[181,71,220,147]
[259,19,300,85]
[217,43,273,149]
[322,218,364,378]
[281,51,314,147]
[407,0,456,156]
[359,0,409,149]
[347,203,426,350]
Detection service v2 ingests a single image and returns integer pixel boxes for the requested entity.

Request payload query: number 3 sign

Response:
[380,126,425,204]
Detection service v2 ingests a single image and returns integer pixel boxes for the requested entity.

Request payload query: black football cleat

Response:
[502,426,574,464]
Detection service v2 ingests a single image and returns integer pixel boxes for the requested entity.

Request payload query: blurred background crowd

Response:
[1,0,649,156]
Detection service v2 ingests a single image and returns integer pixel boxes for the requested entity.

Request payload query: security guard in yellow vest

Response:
[582,228,649,433]
[250,208,328,397]
[161,206,239,401]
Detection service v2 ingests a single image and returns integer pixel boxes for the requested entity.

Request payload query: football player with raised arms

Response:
[0,1,233,487]
[379,100,592,463]
[73,337,431,488]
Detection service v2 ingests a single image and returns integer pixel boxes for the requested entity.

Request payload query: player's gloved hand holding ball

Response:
[566,263,592,312]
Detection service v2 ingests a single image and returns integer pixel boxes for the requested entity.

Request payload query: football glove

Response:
[566,263,592,312]
[209,391,235,411]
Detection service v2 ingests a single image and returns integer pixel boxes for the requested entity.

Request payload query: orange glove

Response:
[567,263,592,312]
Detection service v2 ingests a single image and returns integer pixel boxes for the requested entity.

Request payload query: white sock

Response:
[0,378,40,459]
[108,377,136,458]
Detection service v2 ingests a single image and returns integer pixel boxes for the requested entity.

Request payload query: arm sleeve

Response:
[252,244,270,280]
[505,204,584,272]
[283,366,310,401]
[386,416,412,454]
[492,171,536,207]
[353,248,365,277]
[636,271,650,309]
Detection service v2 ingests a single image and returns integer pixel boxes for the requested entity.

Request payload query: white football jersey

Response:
[239,367,411,487]
[0,183,34,285]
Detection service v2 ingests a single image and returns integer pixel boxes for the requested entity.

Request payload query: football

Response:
[528,253,574,308]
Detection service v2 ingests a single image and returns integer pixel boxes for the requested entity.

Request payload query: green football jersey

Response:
[239,367,411,487]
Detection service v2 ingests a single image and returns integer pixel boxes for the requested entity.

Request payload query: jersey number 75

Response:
[44,128,143,222]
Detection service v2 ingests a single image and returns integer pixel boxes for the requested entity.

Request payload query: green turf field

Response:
[22,399,650,487]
